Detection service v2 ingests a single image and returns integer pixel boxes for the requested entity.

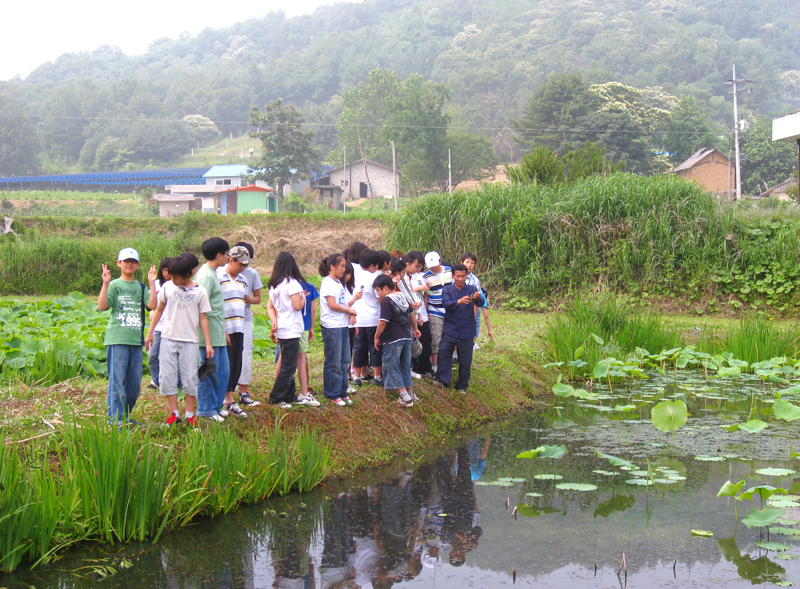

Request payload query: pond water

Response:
[6,371,800,588]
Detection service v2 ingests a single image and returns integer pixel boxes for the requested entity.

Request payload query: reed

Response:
[0,418,332,573]
[721,315,800,365]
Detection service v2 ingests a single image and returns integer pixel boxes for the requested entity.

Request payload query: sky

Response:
[1,0,331,81]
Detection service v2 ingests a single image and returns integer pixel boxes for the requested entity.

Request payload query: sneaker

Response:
[239,392,261,407]
[410,371,422,380]
[219,407,230,417]
[205,414,225,423]
[226,403,247,418]
[431,363,438,373]
[457,389,467,395]
[397,399,414,408]
[473,342,480,351]
[186,416,199,427]
[343,396,353,405]
[346,385,357,394]
[147,380,158,390]
[296,394,321,407]
[412,393,421,402]
[352,378,363,387]
[126,418,139,426]
[165,413,181,426]
[332,398,347,407]
[280,402,294,409]
[372,378,383,388]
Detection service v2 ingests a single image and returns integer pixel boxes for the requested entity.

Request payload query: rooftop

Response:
[203,165,250,178]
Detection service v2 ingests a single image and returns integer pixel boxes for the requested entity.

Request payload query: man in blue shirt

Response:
[435,264,485,394]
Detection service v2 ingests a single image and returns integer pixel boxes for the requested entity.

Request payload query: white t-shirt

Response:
[241,266,263,323]
[320,276,349,328]
[153,279,164,333]
[410,272,429,323]
[157,281,212,343]
[269,278,304,340]
[353,268,383,328]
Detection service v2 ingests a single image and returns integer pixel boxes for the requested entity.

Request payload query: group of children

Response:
[100,240,493,426]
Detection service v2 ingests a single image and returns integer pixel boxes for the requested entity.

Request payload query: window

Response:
[224,179,232,185]
[215,179,223,185]
[215,179,232,185]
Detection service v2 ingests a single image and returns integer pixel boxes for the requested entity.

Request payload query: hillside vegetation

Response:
[1,0,799,178]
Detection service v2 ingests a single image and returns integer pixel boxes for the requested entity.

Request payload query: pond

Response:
[5,370,800,588]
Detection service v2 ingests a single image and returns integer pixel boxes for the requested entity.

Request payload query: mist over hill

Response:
[1,0,799,177]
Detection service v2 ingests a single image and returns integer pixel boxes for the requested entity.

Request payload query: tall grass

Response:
[544,295,682,377]
[717,315,800,365]
[0,417,331,573]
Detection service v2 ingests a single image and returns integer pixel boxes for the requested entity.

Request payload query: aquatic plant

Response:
[651,399,688,446]
[773,396,800,456]
[717,479,746,520]
[517,444,567,480]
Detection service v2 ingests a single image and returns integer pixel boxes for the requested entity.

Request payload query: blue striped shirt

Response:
[423,266,452,319]
[216,267,249,334]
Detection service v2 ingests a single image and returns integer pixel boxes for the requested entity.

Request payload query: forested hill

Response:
[2,0,800,176]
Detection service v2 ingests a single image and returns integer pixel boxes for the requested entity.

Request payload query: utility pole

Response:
[343,146,347,216]
[726,64,755,200]
[392,141,397,212]
[448,148,453,196]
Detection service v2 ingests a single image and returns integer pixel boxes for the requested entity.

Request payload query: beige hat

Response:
[228,246,251,265]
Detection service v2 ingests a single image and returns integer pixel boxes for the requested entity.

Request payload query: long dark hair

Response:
[345,242,369,264]
[268,251,304,289]
[344,261,355,292]
[319,252,345,278]
[157,257,172,283]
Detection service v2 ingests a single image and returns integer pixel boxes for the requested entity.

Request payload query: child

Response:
[393,256,423,380]
[422,251,453,374]
[217,246,251,418]
[344,261,361,384]
[373,274,420,408]
[407,251,433,378]
[352,249,384,387]
[194,238,231,422]
[435,264,485,394]
[266,251,314,407]
[147,257,172,390]
[234,241,262,408]
[98,247,157,426]
[461,253,493,349]
[298,276,320,402]
[145,256,213,427]
[319,253,359,406]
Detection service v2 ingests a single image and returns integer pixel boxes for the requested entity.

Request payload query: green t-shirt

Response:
[195,263,226,347]
[103,278,149,346]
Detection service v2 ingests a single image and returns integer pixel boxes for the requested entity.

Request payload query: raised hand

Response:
[147,265,157,284]
[101,264,112,284]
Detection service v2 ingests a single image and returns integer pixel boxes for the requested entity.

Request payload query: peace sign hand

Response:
[101,264,112,284]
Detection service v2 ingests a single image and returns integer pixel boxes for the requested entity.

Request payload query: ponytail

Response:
[319,252,345,278]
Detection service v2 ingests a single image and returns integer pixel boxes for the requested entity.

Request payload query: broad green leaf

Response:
[496,477,527,483]
[774,399,800,422]
[532,474,563,480]
[738,485,787,502]
[614,404,637,412]
[555,483,597,491]
[756,468,797,477]
[590,333,604,345]
[690,530,713,537]
[593,360,610,379]
[769,527,800,536]
[595,450,634,469]
[625,478,653,486]
[695,455,725,462]
[538,445,567,459]
[742,506,785,528]
[717,480,746,498]
[525,492,543,498]
[574,344,585,359]
[552,382,576,397]
[738,419,769,434]
[651,400,688,433]
[755,541,792,552]
[516,448,543,459]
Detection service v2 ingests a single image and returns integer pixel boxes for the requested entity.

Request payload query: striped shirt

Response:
[423,265,452,319]
[216,267,249,334]
[466,272,488,309]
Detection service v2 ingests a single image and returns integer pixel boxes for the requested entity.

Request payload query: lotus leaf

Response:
[525,492,543,498]
[555,483,597,491]
[717,480,746,498]
[769,527,800,536]
[690,530,713,537]
[533,474,563,480]
[592,470,617,476]
[651,400,688,433]
[742,506,786,528]
[776,554,800,561]
[625,478,653,486]
[738,419,769,434]
[756,468,796,477]
[496,477,527,483]
[737,485,788,502]
[755,542,792,552]
[695,455,725,462]
[595,451,635,469]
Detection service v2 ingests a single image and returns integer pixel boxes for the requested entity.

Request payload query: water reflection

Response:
[9,370,800,588]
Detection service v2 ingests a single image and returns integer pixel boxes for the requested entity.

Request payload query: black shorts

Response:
[353,326,381,368]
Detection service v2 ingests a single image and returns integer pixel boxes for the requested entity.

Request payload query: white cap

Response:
[424,251,441,268]
[117,248,140,262]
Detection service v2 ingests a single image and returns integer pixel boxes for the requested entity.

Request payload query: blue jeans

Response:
[322,326,350,399]
[147,331,162,385]
[106,344,143,423]
[382,339,412,392]
[197,345,230,417]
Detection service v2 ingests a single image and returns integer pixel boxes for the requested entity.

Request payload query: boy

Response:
[407,251,434,378]
[234,241,262,408]
[461,253,493,349]
[98,247,157,426]
[422,251,452,374]
[352,249,384,387]
[435,264,485,394]
[373,274,421,408]
[145,256,214,427]
[217,245,251,418]
[195,237,231,423]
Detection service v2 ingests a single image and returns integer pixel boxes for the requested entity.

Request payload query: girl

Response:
[344,261,362,385]
[147,257,172,389]
[267,251,309,408]
[319,253,359,406]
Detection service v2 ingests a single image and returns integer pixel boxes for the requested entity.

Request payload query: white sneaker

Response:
[226,402,247,418]
[296,394,321,407]
[410,371,422,380]
[473,342,480,351]
[346,385,357,394]
[205,414,225,423]
[219,407,230,417]
[280,402,293,409]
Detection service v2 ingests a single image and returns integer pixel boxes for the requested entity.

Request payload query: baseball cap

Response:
[117,247,140,262]
[228,246,251,265]
[424,251,441,268]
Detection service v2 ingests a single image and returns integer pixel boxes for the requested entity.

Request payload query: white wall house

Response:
[203,165,249,188]
[324,159,400,202]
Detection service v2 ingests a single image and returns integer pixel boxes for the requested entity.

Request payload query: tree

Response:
[512,72,588,151]
[247,99,319,196]
[741,119,798,195]
[443,132,498,190]
[182,114,220,146]
[661,96,718,164]
[126,120,190,164]
[506,141,621,186]
[0,88,40,176]
[93,137,134,171]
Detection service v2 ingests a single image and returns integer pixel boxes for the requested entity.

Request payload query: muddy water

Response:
[5,372,800,588]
